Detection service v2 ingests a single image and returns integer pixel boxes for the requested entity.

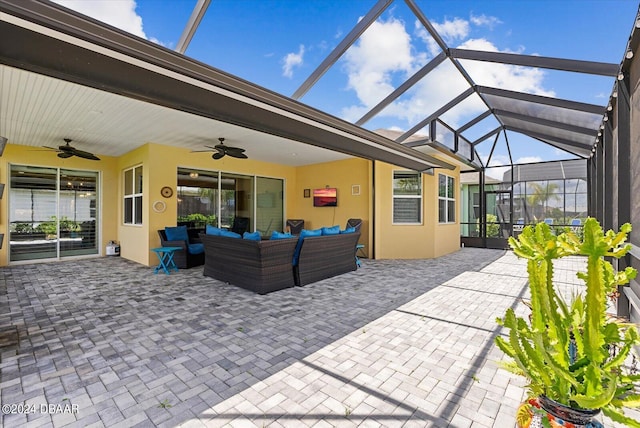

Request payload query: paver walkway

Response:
[0,249,636,427]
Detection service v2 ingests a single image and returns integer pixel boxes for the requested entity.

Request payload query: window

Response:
[439,174,455,223]
[393,171,422,224]
[124,165,143,225]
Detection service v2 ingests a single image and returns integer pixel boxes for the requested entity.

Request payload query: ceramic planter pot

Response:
[517,397,603,428]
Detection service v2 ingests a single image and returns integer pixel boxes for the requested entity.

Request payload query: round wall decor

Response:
[160,186,173,198]
[152,200,167,213]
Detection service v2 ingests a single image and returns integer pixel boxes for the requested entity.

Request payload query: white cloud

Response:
[457,38,555,97]
[52,0,147,39]
[282,45,305,78]
[415,17,469,57]
[470,14,502,29]
[433,17,469,42]
[340,15,554,129]
[339,17,415,121]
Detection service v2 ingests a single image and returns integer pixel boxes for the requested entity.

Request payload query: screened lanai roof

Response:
[172,0,633,170]
[2,0,637,171]
[288,0,626,168]
[503,159,587,183]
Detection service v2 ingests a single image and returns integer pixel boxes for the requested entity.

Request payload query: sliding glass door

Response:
[59,169,99,257]
[256,177,283,236]
[220,172,254,231]
[177,168,283,236]
[9,165,99,262]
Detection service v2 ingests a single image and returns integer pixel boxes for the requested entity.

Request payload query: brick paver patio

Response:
[0,248,636,427]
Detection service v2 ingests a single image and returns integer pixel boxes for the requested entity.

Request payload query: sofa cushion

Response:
[243,231,262,241]
[321,225,341,235]
[270,231,293,240]
[340,226,357,234]
[165,225,189,243]
[293,228,322,266]
[188,243,205,255]
[220,230,242,238]
[206,224,223,236]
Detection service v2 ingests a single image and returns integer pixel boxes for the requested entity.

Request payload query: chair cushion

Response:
[165,225,189,243]
[188,243,204,255]
[206,224,223,235]
[243,231,262,241]
[340,226,357,234]
[270,231,293,240]
[219,230,241,238]
[321,225,341,236]
[293,228,322,266]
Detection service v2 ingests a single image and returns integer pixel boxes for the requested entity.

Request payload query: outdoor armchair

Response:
[286,219,305,235]
[157,226,205,269]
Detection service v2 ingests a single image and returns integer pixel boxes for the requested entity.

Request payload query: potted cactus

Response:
[496,218,640,427]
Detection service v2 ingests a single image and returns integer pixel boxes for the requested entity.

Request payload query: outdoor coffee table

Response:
[151,246,182,275]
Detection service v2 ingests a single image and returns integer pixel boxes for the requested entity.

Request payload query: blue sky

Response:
[53,0,638,174]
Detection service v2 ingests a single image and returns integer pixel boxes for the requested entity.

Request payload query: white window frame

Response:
[123,165,143,225]
[438,173,456,224]
[392,170,422,225]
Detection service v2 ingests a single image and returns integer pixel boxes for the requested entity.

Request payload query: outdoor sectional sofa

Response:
[293,232,361,286]
[200,233,298,294]
[199,231,361,294]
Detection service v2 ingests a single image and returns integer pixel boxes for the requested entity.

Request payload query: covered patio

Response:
[2,250,634,427]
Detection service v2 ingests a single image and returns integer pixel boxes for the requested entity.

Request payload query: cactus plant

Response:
[496,218,640,426]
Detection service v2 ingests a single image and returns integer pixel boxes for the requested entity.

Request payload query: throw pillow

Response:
[321,225,341,235]
[219,230,241,238]
[270,231,293,240]
[243,231,262,241]
[165,225,189,243]
[340,226,357,234]
[293,228,322,265]
[205,224,223,236]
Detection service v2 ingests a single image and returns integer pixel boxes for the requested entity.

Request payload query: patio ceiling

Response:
[0,0,454,172]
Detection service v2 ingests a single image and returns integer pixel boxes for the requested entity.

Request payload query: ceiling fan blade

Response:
[73,150,101,160]
[228,151,248,159]
[57,152,73,158]
[212,152,225,160]
[226,146,246,153]
[43,145,59,150]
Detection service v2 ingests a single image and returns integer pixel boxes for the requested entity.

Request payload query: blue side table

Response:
[355,244,365,268]
[151,246,182,275]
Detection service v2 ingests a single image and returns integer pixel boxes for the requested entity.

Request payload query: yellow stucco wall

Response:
[116,145,150,265]
[292,158,371,254]
[140,143,297,265]
[374,160,460,259]
[0,142,460,266]
[0,143,118,266]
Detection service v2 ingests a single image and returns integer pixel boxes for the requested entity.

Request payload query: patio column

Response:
[616,74,632,318]
[603,114,614,234]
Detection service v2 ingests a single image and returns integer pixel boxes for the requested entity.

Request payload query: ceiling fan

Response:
[192,138,247,159]
[43,138,100,160]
